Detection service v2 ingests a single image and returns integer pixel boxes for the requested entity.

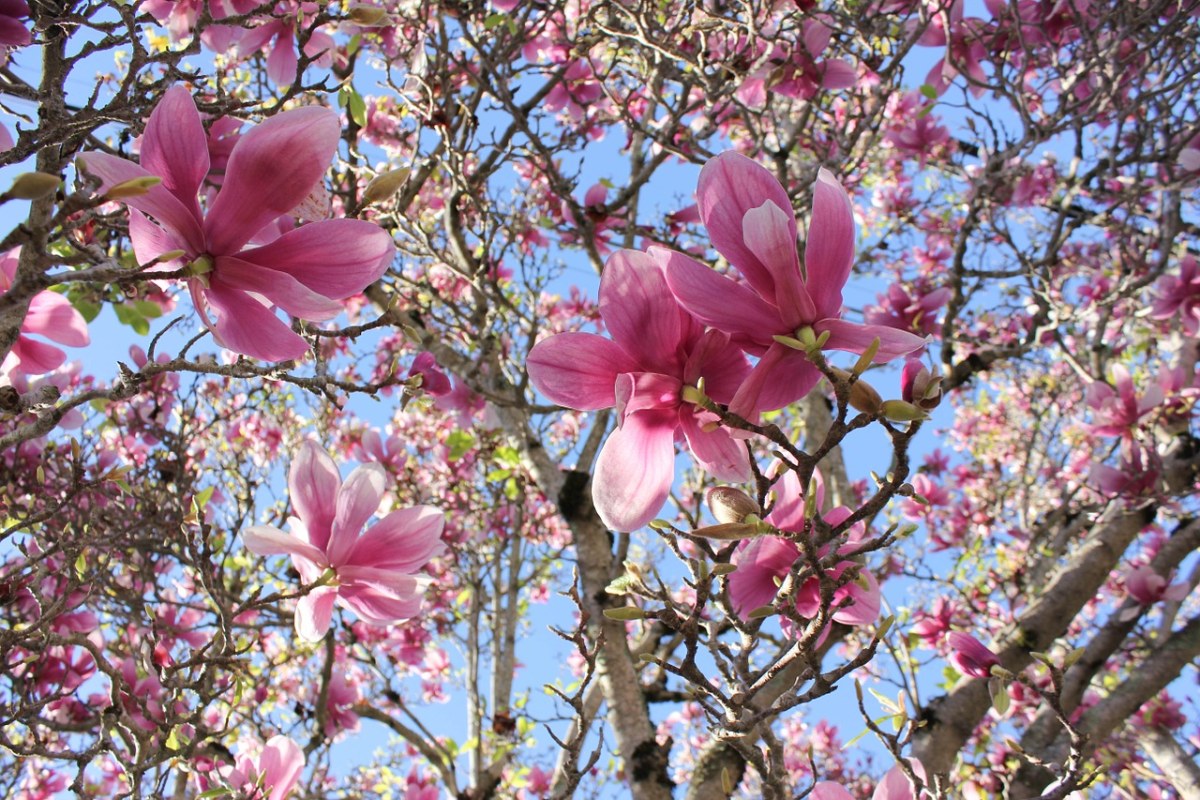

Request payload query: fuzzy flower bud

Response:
[831,368,883,414]
[7,172,61,200]
[706,486,759,524]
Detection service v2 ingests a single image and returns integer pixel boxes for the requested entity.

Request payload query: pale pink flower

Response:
[1152,255,1200,335]
[0,248,90,376]
[1124,565,1189,607]
[663,152,925,421]
[243,441,445,641]
[222,735,305,800]
[946,631,1000,678]
[527,249,751,532]
[729,469,881,629]
[1085,364,1163,439]
[79,87,394,361]
[812,762,926,800]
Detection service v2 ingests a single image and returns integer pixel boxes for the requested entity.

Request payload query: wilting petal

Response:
[77,153,205,254]
[234,219,394,298]
[138,86,208,222]
[818,319,927,362]
[696,152,799,304]
[660,248,781,346]
[243,524,328,565]
[202,281,309,361]
[729,536,799,617]
[295,586,339,642]
[527,332,638,410]
[742,200,815,327]
[214,256,345,321]
[804,168,856,318]
[728,343,822,420]
[24,292,88,346]
[592,410,677,531]
[348,505,445,573]
[327,464,387,567]
[288,441,340,552]
[599,249,685,375]
[205,105,340,254]
[678,409,749,482]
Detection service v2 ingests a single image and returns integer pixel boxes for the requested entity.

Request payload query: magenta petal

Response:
[9,336,65,374]
[678,409,749,482]
[834,569,880,626]
[25,292,88,346]
[288,441,339,552]
[813,784,855,800]
[205,105,340,254]
[764,468,814,532]
[296,586,339,642]
[267,34,299,85]
[527,332,638,410]
[729,536,799,617]
[348,505,445,573]
[592,410,677,532]
[742,200,815,328]
[818,319,927,362]
[728,344,821,420]
[820,59,858,90]
[599,249,686,374]
[683,329,751,405]
[259,736,304,800]
[77,153,205,254]
[202,281,310,361]
[138,86,208,222]
[215,256,344,321]
[243,524,327,566]
[338,582,424,625]
[233,219,394,297]
[696,152,799,303]
[327,464,386,567]
[804,168,857,318]
[872,765,917,800]
[129,210,187,268]
[659,248,781,345]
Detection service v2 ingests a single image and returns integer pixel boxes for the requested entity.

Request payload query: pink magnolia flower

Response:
[406,351,452,397]
[1085,364,1163,439]
[663,152,925,421]
[813,762,926,800]
[946,631,1000,678]
[1124,565,1189,607]
[864,281,952,337]
[527,249,751,532]
[729,469,880,629]
[79,87,394,361]
[235,2,336,86]
[243,441,445,641]
[222,735,304,800]
[0,248,90,376]
[1152,255,1200,334]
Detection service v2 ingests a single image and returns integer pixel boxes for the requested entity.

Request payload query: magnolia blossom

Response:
[946,631,1000,678]
[243,441,445,641]
[222,736,304,800]
[0,248,90,376]
[79,86,394,361]
[729,469,881,630]
[527,249,751,532]
[1124,565,1189,607]
[664,152,925,421]
[813,762,927,800]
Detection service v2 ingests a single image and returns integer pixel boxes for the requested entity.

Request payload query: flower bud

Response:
[901,358,943,410]
[346,2,389,25]
[880,399,928,422]
[104,175,163,199]
[363,168,410,205]
[8,172,61,199]
[706,486,759,524]
[831,368,882,414]
[946,631,1001,678]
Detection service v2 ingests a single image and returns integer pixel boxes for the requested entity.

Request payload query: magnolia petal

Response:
[25,291,89,346]
[327,464,387,567]
[659,248,781,345]
[742,200,816,328]
[288,441,340,552]
[201,281,310,362]
[729,536,799,618]
[259,736,305,800]
[338,582,425,625]
[9,336,65,374]
[266,31,299,85]
[592,410,677,532]
[234,219,394,298]
[295,586,339,642]
[678,410,750,483]
[527,332,638,410]
[77,152,205,254]
[813,784,855,800]
[818,318,927,362]
[242,524,327,566]
[727,343,821,421]
[873,764,917,800]
[128,210,188,269]
[348,505,446,573]
[214,256,345,321]
[804,168,857,319]
[599,249,685,375]
[683,328,751,405]
[764,468,816,532]
[205,105,340,254]
[615,371,682,423]
[696,152,799,303]
[138,86,208,222]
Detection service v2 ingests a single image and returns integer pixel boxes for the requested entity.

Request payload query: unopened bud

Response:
[8,172,61,199]
[880,399,928,422]
[832,368,883,414]
[104,175,163,199]
[603,606,647,621]
[691,522,759,540]
[707,486,759,524]
[362,168,410,204]
[346,2,389,25]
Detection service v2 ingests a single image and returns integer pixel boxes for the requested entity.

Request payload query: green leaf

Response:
[483,12,507,29]
[71,299,101,323]
[920,84,938,100]
[347,89,367,127]
[133,300,163,319]
[74,551,86,578]
[446,430,474,461]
